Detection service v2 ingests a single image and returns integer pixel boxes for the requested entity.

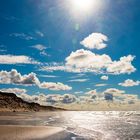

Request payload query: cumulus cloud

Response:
[68,79,89,82]
[107,55,136,74]
[80,33,108,50]
[85,88,139,104]
[0,55,38,64]
[123,94,138,104]
[41,49,136,75]
[85,90,102,101]
[65,49,112,71]
[0,69,40,85]
[18,93,37,103]
[0,69,72,91]
[119,79,140,87]
[86,89,97,95]
[103,88,125,101]
[61,94,76,104]
[39,82,72,91]
[101,75,108,80]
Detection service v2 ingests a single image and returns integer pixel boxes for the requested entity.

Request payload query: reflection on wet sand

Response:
[0,111,140,140]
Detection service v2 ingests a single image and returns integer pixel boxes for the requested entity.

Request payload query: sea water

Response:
[0,111,140,140]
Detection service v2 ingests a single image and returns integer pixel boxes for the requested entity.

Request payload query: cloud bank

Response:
[8,88,138,107]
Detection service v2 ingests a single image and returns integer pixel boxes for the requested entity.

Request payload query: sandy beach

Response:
[0,125,71,140]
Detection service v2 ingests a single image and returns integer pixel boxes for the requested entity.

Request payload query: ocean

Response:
[0,111,140,140]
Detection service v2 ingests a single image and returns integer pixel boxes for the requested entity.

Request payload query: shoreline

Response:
[0,125,73,140]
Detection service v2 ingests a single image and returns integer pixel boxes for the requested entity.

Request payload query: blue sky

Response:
[0,0,140,107]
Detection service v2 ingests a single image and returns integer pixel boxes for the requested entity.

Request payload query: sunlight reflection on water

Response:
[0,111,140,140]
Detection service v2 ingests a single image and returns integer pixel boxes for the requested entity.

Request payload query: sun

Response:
[71,0,93,12]
[65,0,104,21]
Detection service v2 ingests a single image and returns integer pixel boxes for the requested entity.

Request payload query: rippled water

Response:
[0,111,140,140]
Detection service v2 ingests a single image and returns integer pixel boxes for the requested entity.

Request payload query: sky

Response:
[0,0,140,109]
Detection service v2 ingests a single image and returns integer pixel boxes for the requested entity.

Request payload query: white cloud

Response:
[75,91,83,94]
[104,88,125,95]
[45,94,62,104]
[0,69,40,85]
[31,44,48,56]
[80,33,108,50]
[107,55,136,74]
[40,50,48,56]
[1,87,137,106]
[41,64,66,72]
[103,88,124,101]
[101,75,108,80]
[85,90,104,101]
[119,79,140,87]
[31,44,46,51]
[123,94,138,104]
[17,93,77,105]
[86,88,128,102]
[68,79,89,82]
[35,31,44,37]
[95,84,108,87]
[39,82,72,91]
[86,89,97,95]
[41,49,136,75]
[18,93,36,103]
[39,75,58,78]
[17,91,139,107]
[0,88,27,94]
[0,55,38,64]
[66,49,111,70]
[70,73,86,79]
[0,69,72,91]
[10,33,35,40]
[103,88,139,103]
[61,94,77,104]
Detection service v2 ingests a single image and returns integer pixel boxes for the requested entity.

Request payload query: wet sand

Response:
[0,125,72,140]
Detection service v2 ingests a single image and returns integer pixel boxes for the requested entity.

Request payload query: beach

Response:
[0,111,140,140]
[0,125,71,140]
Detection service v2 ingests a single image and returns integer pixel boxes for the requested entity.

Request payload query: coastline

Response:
[0,125,73,140]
